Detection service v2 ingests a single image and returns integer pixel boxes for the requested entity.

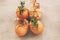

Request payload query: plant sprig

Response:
[31,16,37,25]
[19,1,25,15]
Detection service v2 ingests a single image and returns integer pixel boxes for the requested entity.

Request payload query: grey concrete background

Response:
[0,0,60,40]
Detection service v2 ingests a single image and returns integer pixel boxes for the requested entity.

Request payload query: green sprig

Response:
[19,1,25,15]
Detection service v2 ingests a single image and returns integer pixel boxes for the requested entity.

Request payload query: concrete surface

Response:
[0,0,60,40]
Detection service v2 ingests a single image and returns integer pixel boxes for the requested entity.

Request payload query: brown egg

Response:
[29,11,42,20]
[16,7,28,19]
[29,21,44,35]
[15,19,28,36]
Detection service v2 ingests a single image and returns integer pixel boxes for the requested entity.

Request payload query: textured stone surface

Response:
[0,0,60,40]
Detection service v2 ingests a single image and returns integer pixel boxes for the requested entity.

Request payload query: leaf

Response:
[20,1,25,7]
[19,1,25,15]
[31,16,37,25]
[30,16,38,29]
